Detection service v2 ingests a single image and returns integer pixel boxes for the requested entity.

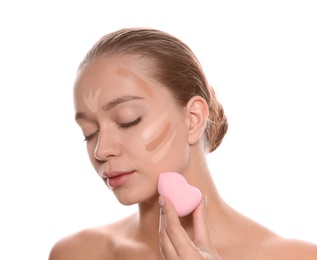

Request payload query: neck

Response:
[135,156,225,242]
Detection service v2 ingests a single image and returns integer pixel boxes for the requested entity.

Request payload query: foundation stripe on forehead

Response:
[84,87,102,113]
[150,130,177,164]
[145,123,171,151]
[142,110,169,140]
[116,68,154,97]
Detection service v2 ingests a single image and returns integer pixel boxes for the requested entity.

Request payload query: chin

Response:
[117,198,136,206]
[113,191,141,206]
[114,189,158,206]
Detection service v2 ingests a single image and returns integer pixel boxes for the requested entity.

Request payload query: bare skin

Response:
[49,194,317,259]
[49,55,317,259]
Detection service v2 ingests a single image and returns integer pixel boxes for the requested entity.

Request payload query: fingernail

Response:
[158,196,165,207]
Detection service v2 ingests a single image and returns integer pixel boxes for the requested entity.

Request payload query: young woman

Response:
[49,28,317,259]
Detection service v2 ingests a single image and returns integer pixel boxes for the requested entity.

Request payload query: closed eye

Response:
[83,131,99,142]
[83,117,142,141]
[119,117,142,129]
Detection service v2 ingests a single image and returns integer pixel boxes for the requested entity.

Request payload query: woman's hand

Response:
[158,195,221,260]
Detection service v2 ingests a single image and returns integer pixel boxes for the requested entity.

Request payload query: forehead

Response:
[74,55,155,96]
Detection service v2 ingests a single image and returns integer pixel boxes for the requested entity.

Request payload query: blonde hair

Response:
[79,28,228,153]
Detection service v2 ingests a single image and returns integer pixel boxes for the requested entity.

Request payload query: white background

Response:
[0,1,316,259]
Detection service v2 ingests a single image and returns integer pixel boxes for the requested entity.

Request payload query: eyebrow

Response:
[75,95,144,121]
[102,95,144,111]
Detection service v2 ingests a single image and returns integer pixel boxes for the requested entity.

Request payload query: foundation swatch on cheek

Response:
[145,123,171,151]
[150,130,177,164]
[84,87,102,113]
[142,110,169,140]
[142,110,176,163]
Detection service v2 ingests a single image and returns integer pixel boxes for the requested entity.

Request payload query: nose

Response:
[93,131,121,161]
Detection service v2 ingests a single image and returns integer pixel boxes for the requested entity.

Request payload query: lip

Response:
[103,171,135,188]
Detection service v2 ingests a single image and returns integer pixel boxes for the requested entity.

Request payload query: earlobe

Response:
[186,96,209,145]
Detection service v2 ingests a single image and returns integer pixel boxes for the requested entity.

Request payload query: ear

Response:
[186,96,209,145]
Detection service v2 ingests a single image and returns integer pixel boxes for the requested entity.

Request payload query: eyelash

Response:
[83,117,142,142]
[119,117,142,129]
[83,131,99,142]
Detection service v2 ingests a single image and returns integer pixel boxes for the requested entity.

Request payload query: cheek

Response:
[86,141,100,172]
[148,127,177,164]
[141,120,188,168]
[151,130,189,171]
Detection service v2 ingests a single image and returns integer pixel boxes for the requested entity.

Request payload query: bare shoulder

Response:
[225,214,317,260]
[263,236,317,259]
[49,213,138,260]
[232,232,317,259]
[48,226,112,260]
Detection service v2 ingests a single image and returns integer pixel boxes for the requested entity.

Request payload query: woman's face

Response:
[74,55,191,205]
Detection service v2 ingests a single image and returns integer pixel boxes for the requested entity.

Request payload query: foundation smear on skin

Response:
[84,87,102,113]
[150,129,177,164]
[142,110,177,164]
[142,110,169,140]
[145,123,171,151]
[116,68,154,98]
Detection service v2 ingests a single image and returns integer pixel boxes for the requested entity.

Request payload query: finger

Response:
[159,196,193,256]
[159,207,177,259]
[193,195,219,257]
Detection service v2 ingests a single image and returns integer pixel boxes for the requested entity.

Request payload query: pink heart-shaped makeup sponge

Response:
[158,172,202,217]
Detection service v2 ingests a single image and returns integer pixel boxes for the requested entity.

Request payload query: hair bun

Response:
[205,87,228,153]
